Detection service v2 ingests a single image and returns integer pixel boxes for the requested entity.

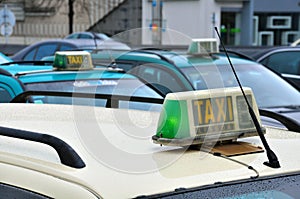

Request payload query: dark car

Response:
[251,46,300,88]
[11,38,130,61]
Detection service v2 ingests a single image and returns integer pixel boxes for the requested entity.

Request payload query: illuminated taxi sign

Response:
[54,51,93,70]
[187,38,219,55]
[152,87,263,146]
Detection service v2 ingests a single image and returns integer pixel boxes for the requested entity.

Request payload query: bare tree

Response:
[25,0,64,14]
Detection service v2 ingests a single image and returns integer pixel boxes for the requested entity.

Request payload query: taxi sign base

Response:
[210,141,264,157]
[152,128,265,147]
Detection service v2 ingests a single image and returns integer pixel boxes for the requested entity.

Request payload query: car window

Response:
[181,62,300,108]
[262,51,300,75]
[65,33,79,39]
[0,183,50,199]
[96,33,111,40]
[79,33,93,39]
[35,44,58,60]
[59,44,75,51]
[23,47,37,61]
[133,64,188,93]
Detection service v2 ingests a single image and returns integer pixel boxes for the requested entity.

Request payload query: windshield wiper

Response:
[259,109,300,132]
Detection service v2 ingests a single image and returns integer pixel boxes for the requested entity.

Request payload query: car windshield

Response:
[149,172,300,199]
[181,60,300,108]
[96,33,112,40]
[24,78,163,110]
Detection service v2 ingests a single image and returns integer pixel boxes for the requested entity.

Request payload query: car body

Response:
[90,44,300,132]
[251,46,300,89]
[64,31,112,41]
[1,91,300,198]
[10,38,130,61]
[0,51,163,111]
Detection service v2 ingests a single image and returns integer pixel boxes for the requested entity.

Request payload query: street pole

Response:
[151,0,163,45]
[69,0,74,34]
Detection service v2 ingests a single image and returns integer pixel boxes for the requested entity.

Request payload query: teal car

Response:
[0,51,163,110]
[90,40,300,132]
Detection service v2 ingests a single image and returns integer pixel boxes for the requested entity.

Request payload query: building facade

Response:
[1,0,300,46]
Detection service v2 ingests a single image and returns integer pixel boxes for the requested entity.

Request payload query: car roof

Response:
[107,49,262,68]
[11,39,131,61]
[25,39,100,48]
[65,31,111,39]
[1,103,300,198]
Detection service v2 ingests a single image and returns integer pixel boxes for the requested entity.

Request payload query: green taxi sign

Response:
[187,38,219,55]
[53,51,93,70]
[152,87,263,146]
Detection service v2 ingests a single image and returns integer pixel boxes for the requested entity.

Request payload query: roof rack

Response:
[0,126,85,168]
[129,49,175,65]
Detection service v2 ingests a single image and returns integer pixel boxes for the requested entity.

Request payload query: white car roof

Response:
[0,103,300,198]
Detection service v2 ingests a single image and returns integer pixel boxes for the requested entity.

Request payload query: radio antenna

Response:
[214,27,280,168]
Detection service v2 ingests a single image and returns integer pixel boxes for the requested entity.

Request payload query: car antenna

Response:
[214,27,280,169]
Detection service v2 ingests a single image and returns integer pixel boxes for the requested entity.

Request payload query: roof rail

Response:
[10,90,164,107]
[130,49,175,65]
[0,126,85,168]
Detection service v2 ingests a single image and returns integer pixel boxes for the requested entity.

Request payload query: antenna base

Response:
[264,149,281,168]
[263,161,280,168]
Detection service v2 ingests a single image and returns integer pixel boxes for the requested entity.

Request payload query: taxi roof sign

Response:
[53,51,94,70]
[187,38,219,55]
[152,87,264,147]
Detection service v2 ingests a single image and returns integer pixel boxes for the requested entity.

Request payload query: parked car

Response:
[10,38,130,61]
[90,39,300,132]
[250,46,300,88]
[4,41,300,131]
[0,51,162,111]
[64,31,112,41]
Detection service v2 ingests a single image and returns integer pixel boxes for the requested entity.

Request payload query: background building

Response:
[0,0,300,47]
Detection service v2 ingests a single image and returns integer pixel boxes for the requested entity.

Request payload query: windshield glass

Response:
[150,172,300,199]
[181,61,300,108]
[24,78,163,110]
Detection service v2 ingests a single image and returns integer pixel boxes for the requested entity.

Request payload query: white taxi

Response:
[0,87,300,198]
